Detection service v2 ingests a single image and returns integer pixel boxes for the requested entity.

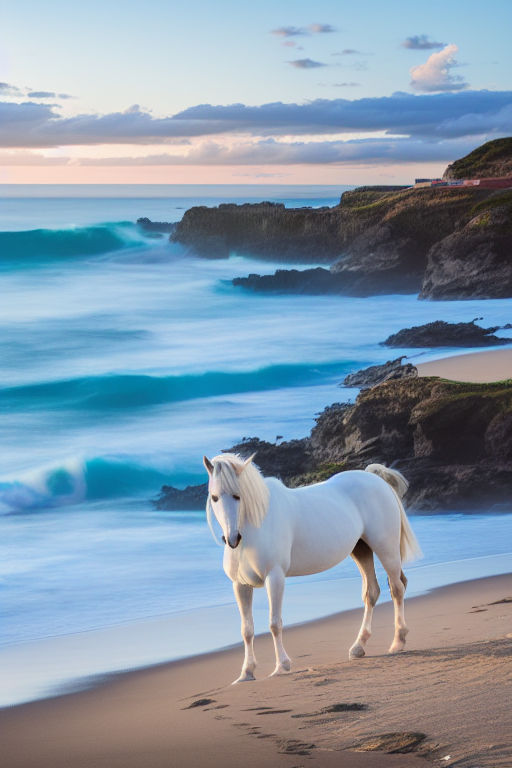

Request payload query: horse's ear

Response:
[203,455,214,475]
[243,453,257,469]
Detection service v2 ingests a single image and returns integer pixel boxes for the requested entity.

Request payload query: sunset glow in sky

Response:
[2,0,511,184]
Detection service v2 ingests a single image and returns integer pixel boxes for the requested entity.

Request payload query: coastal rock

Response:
[170,139,512,298]
[171,202,343,262]
[233,268,342,294]
[342,358,418,389]
[153,437,312,510]
[227,437,314,481]
[303,378,512,509]
[154,483,208,510]
[420,201,512,299]
[155,377,512,512]
[137,217,176,233]
[382,319,508,347]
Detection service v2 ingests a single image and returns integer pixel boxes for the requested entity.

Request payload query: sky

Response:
[1,0,511,184]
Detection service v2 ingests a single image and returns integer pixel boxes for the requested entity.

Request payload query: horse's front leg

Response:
[265,567,291,676]
[232,581,256,683]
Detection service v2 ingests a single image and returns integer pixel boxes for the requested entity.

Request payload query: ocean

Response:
[1,184,511,706]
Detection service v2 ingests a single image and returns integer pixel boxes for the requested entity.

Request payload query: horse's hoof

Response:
[232,671,256,684]
[387,644,405,655]
[269,660,291,677]
[349,643,366,659]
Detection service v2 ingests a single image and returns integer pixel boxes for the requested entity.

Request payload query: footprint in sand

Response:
[182,697,216,709]
[292,702,369,718]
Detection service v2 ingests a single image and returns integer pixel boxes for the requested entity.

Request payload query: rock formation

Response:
[382,319,509,347]
[168,139,512,299]
[155,377,512,512]
[342,358,418,388]
[420,198,512,299]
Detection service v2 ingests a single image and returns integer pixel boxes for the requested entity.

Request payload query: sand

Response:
[417,347,512,382]
[1,573,511,768]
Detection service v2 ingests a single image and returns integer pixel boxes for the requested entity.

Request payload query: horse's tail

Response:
[365,464,422,563]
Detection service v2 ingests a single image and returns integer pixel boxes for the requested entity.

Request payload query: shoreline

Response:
[1,573,510,768]
[2,543,511,710]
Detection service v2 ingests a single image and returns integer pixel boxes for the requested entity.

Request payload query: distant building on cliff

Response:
[414,176,512,190]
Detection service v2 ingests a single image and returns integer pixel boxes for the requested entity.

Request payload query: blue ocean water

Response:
[1,185,511,704]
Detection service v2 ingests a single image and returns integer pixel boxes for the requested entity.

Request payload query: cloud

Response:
[0,81,24,97]
[410,44,468,92]
[332,82,360,87]
[333,49,364,56]
[288,58,326,69]
[26,90,73,99]
[402,35,446,50]
[271,26,305,37]
[1,90,511,148]
[271,23,336,37]
[0,150,70,165]
[308,23,336,33]
[73,136,481,166]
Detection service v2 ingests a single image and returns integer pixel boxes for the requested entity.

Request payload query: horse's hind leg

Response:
[233,581,257,683]
[349,539,380,660]
[265,567,291,676]
[378,552,408,654]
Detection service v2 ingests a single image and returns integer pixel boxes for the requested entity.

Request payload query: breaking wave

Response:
[0,222,149,265]
[1,361,351,412]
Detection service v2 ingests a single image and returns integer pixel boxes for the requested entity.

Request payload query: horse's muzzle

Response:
[223,533,242,549]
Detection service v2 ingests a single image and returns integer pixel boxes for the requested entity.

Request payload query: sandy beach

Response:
[1,573,510,768]
[417,347,512,382]
[2,348,511,768]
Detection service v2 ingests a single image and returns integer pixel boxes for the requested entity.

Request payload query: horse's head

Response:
[203,453,267,547]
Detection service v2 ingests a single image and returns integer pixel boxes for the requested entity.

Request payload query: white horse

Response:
[203,453,422,683]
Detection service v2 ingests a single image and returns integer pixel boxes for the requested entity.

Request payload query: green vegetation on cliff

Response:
[443,137,512,180]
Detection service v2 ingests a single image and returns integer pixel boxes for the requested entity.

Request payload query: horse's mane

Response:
[206,453,269,542]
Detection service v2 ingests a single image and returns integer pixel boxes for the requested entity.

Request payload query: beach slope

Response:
[1,574,510,768]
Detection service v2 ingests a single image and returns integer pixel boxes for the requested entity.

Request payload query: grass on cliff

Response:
[445,137,512,180]
[470,189,512,216]
[411,377,512,418]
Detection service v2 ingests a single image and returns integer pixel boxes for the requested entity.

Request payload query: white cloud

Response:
[75,136,481,166]
[410,44,468,92]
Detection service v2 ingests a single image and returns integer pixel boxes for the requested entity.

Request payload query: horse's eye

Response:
[211,494,218,503]
[233,494,240,501]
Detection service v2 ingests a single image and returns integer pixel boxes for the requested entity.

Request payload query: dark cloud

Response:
[0,91,511,148]
[174,91,512,139]
[402,35,446,50]
[288,58,326,69]
[27,91,58,98]
[271,26,306,37]
[26,90,73,99]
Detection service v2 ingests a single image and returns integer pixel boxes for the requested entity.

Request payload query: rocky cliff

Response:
[420,193,512,298]
[155,375,512,512]
[443,137,512,180]
[170,202,343,262]
[170,138,512,299]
